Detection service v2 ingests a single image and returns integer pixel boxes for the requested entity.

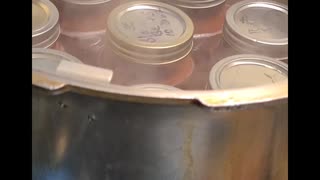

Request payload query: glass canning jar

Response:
[51,0,119,33]
[32,0,62,50]
[179,0,288,90]
[214,0,288,62]
[161,0,227,35]
[103,1,195,86]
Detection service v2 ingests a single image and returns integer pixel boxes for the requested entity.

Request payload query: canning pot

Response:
[32,70,287,180]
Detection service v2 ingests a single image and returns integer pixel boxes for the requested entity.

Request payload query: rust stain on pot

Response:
[54,128,69,164]
[182,121,195,180]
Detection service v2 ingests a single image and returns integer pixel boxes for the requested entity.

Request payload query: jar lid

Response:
[107,1,194,65]
[165,0,226,9]
[57,0,112,5]
[209,54,288,89]
[223,0,288,59]
[33,48,114,85]
[131,84,181,91]
[32,0,60,48]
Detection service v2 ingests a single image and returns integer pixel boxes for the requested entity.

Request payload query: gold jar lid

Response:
[107,1,194,65]
[32,0,60,48]
[209,54,288,89]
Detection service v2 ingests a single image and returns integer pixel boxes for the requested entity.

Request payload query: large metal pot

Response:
[32,71,287,180]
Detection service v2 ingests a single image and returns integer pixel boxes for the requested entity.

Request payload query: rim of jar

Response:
[106,0,194,65]
[32,0,60,48]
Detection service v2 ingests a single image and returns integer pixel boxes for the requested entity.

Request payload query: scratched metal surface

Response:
[32,87,287,180]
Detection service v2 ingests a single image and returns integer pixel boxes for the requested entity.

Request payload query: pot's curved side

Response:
[32,86,287,180]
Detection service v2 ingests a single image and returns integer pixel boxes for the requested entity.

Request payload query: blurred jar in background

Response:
[51,0,119,67]
[51,0,119,33]
[103,1,195,86]
[225,0,243,6]
[32,0,63,50]
[161,0,227,35]
[273,0,288,5]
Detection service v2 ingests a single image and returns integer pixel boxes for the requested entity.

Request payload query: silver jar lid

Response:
[223,0,288,59]
[131,84,181,91]
[164,0,226,9]
[33,48,114,85]
[32,0,60,48]
[107,1,194,65]
[209,54,288,89]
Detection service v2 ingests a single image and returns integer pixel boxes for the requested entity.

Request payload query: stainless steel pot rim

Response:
[32,69,288,108]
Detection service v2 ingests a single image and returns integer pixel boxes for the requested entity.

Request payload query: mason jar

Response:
[51,0,119,33]
[178,0,287,90]
[104,1,195,86]
[50,0,120,70]
[32,0,62,50]
[160,0,227,34]
[208,54,288,90]
[211,0,288,63]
